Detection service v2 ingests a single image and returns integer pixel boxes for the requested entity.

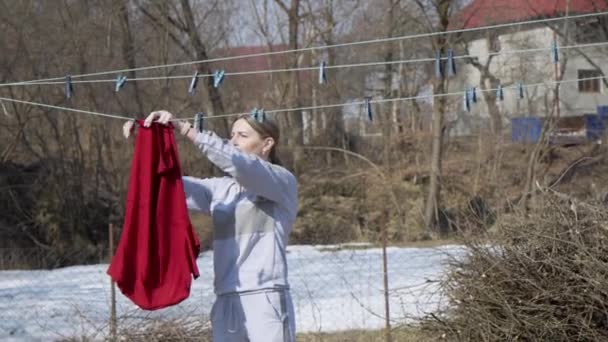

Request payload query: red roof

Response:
[454,0,608,29]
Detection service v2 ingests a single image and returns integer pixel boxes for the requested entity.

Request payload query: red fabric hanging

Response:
[107,121,200,310]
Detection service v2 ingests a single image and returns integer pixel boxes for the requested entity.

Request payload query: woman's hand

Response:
[145,110,192,136]
[144,110,174,127]
[123,110,192,139]
[123,120,135,139]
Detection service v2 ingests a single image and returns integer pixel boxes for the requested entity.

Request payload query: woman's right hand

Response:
[123,120,136,139]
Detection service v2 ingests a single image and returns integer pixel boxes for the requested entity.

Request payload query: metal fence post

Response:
[109,223,117,341]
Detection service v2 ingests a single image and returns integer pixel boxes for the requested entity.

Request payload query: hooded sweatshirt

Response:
[182,131,298,295]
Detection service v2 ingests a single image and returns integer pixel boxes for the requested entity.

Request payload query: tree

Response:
[414,0,456,234]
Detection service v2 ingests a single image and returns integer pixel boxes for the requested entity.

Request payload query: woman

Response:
[124,110,298,342]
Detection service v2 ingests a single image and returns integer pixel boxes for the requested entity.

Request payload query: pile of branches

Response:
[426,191,608,341]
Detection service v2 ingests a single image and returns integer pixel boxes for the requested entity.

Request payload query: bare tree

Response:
[413,0,455,234]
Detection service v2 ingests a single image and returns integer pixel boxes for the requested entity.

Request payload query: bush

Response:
[426,191,608,341]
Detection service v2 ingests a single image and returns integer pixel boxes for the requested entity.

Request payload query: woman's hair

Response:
[233,114,282,165]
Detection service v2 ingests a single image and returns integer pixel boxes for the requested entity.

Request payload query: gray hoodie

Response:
[182,131,298,295]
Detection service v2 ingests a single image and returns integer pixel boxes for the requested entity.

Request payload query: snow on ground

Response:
[0,244,463,341]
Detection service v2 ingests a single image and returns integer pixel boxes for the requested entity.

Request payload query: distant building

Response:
[452,0,608,127]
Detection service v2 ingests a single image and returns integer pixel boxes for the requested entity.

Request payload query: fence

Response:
[0,224,462,341]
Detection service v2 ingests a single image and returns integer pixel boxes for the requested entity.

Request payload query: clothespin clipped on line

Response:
[250,107,265,123]
[213,70,225,88]
[463,90,471,112]
[551,39,559,64]
[65,74,73,99]
[434,49,442,79]
[319,61,327,85]
[364,97,373,121]
[469,87,477,104]
[517,82,525,99]
[188,71,199,95]
[496,84,504,102]
[115,74,127,93]
[447,49,457,77]
[194,112,205,133]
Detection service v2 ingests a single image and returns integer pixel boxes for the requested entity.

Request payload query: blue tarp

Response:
[511,117,543,143]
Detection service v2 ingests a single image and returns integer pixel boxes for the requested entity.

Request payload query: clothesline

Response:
[2,11,606,87]
[1,41,607,88]
[0,75,602,122]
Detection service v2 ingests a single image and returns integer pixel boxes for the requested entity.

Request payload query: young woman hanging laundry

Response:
[123,110,298,342]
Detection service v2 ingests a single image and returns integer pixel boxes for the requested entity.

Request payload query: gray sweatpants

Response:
[211,289,296,342]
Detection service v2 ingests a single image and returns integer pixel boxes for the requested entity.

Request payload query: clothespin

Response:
[447,49,457,77]
[434,49,442,79]
[463,90,471,112]
[517,82,525,99]
[194,112,205,132]
[65,74,73,99]
[319,61,327,85]
[213,70,225,88]
[470,87,477,104]
[496,84,504,102]
[188,71,199,95]
[364,97,373,121]
[250,107,265,123]
[115,74,127,92]
[551,39,559,64]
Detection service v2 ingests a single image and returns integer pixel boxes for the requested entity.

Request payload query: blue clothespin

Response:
[496,84,504,101]
[188,71,199,95]
[434,49,442,79]
[470,87,477,104]
[517,82,525,99]
[551,40,559,64]
[319,61,327,85]
[447,49,456,77]
[250,108,265,123]
[213,70,225,88]
[463,90,471,112]
[364,97,373,121]
[65,74,73,99]
[115,74,127,92]
[194,112,205,132]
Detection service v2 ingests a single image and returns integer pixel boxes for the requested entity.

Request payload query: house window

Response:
[578,70,602,93]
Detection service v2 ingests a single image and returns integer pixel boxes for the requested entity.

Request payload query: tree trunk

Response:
[179,0,229,137]
[119,0,145,117]
[424,0,451,234]
[275,0,303,172]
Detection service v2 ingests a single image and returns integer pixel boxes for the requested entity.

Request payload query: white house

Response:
[453,0,608,138]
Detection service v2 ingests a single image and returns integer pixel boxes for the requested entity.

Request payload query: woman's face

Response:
[230,118,275,160]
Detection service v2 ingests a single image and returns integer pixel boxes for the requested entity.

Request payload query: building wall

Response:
[460,25,608,125]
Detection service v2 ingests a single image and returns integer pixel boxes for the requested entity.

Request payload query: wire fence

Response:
[0,232,463,341]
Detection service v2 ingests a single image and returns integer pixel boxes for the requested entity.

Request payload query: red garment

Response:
[107,121,200,310]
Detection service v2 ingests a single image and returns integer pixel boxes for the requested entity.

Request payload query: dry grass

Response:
[297,327,438,342]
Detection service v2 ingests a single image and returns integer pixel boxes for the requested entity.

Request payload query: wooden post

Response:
[109,223,117,341]
[381,209,392,342]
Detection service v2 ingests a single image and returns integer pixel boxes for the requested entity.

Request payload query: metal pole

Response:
[109,223,117,341]
[381,209,392,342]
